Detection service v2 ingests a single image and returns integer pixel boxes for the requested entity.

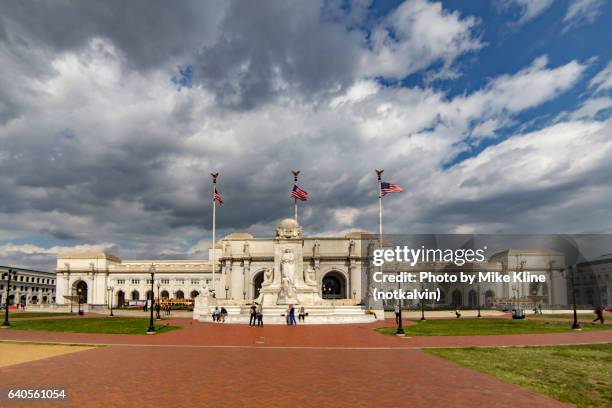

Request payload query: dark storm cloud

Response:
[0,0,223,71]
[192,0,364,108]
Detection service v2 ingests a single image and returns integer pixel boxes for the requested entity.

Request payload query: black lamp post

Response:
[77,287,83,315]
[420,283,426,321]
[70,286,74,313]
[477,284,482,318]
[396,269,404,335]
[2,269,16,328]
[147,264,156,334]
[570,266,580,330]
[108,286,114,317]
[156,282,161,320]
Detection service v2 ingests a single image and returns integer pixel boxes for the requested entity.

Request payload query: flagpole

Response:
[376,169,384,250]
[210,172,218,294]
[292,170,300,222]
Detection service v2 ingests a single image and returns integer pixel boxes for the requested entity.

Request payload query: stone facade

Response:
[1,265,56,306]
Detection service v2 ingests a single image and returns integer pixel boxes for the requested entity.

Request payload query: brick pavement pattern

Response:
[0,317,610,348]
[1,345,570,408]
[1,318,608,407]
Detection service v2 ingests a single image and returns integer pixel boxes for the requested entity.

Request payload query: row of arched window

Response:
[116,289,200,302]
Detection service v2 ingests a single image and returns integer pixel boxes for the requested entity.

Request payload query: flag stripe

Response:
[380,182,403,197]
[291,185,308,201]
[214,188,224,205]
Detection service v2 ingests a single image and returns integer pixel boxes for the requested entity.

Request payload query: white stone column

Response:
[350,261,361,302]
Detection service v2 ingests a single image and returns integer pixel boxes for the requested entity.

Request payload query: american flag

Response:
[291,185,308,201]
[380,182,403,197]
[214,188,224,205]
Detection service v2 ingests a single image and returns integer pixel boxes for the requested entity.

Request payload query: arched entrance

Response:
[20,294,27,304]
[161,290,169,299]
[190,290,199,299]
[74,280,88,304]
[322,271,347,299]
[452,289,462,307]
[484,290,495,306]
[146,290,154,300]
[175,290,184,299]
[131,290,140,301]
[468,290,477,308]
[253,271,264,299]
[117,290,125,307]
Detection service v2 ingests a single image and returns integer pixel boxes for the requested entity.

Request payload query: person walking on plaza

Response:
[298,305,305,322]
[155,301,161,320]
[394,304,401,325]
[289,304,297,325]
[256,304,263,327]
[249,304,257,326]
[593,306,605,324]
[285,306,291,325]
[212,306,220,322]
[220,307,228,323]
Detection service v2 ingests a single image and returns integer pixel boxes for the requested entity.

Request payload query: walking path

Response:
[3,317,606,407]
[1,317,610,348]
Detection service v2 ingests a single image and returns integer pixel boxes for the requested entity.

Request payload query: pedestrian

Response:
[155,301,161,320]
[285,306,291,325]
[249,304,257,326]
[167,303,172,317]
[212,306,220,322]
[143,301,148,312]
[455,307,461,318]
[298,305,305,322]
[289,304,297,325]
[394,304,401,325]
[256,303,263,327]
[593,306,605,324]
[220,307,228,323]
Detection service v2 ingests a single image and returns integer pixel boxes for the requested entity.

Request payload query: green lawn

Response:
[8,317,180,335]
[6,312,74,319]
[537,313,600,320]
[376,318,612,336]
[426,344,612,408]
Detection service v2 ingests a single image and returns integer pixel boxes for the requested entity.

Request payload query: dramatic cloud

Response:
[360,0,483,79]
[0,0,609,270]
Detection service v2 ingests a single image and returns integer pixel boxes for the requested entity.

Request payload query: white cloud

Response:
[501,0,554,25]
[589,61,612,93]
[0,242,116,257]
[564,0,604,29]
[361,0,483,79]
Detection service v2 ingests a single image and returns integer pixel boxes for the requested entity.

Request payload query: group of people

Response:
[212,306,228,322]
[285,304,306,325]
[248,304,264,327]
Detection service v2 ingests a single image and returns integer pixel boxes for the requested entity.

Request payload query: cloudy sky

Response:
[1,0,611,270]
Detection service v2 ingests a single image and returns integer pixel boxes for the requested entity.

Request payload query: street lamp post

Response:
[77,287,83,315]
[396,267,404,335]
[570,266,580,330]
[2,269,16,328]
[477,284,482,318]
[147,264,156,334]
[156,282,161,320]
[108,286,114,317]
[420,282,426,321]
